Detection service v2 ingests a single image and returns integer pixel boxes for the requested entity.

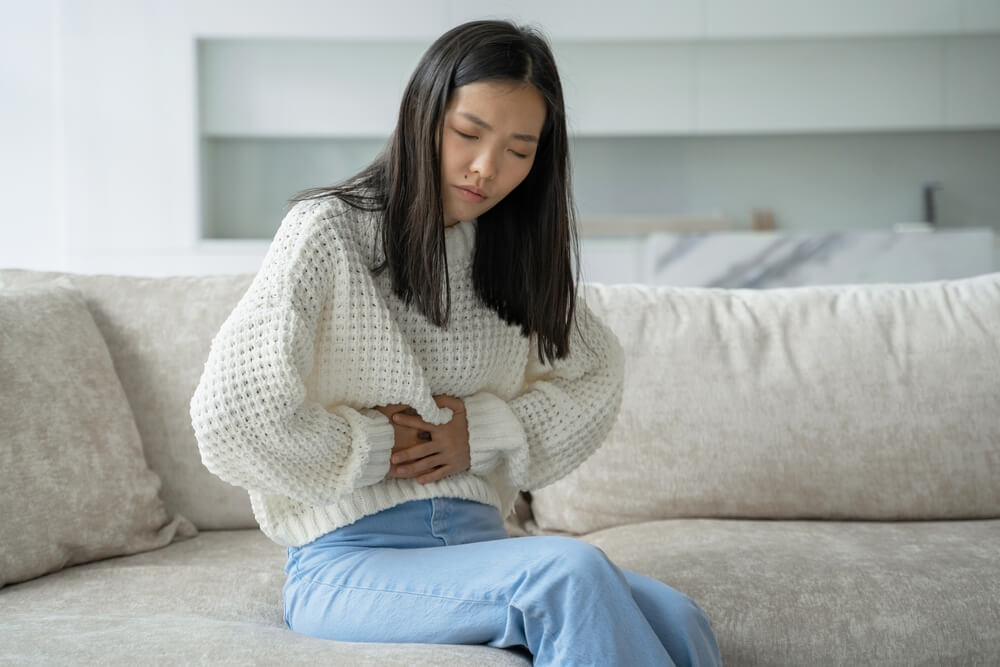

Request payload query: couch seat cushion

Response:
[0,530,530,666]
[582,518,1000,666]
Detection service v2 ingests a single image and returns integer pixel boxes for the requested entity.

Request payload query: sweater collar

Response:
[444,219,477,268]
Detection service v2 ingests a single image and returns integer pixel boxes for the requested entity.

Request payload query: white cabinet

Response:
[449,0,993,39]
[197,34,1000,138]
[199,40,429,137]
[448,0,700,39]
[553,42,695,135]
[695,38,946,133]
[704,0,964,37]
[189,0,450,38]
[945,36,1000,126]
[962,0,1000,31]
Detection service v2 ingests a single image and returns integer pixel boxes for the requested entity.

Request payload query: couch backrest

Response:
[530,274,1000,534]
[6,268,999,536]
[0,269,257,530]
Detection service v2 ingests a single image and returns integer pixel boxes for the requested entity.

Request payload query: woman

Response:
[190,19,721,666]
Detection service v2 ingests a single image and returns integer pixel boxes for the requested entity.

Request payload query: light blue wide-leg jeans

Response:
[283,498,721,667]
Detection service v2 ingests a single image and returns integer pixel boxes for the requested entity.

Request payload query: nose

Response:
[470,148,498,181]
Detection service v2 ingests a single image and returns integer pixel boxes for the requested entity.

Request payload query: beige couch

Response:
[1,267,998,666]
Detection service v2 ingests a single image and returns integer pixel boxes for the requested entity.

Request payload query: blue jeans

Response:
[283,498,721,666]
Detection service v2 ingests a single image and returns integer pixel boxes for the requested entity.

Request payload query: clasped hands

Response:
[374,395,471,485]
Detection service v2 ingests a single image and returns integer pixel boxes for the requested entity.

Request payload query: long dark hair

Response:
[294,20,578,364]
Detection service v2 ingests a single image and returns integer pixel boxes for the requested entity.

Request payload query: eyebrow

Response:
[457,111,539,143]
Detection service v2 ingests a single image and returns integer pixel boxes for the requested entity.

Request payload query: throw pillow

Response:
[0,281,196,588]
[0,268,258,531]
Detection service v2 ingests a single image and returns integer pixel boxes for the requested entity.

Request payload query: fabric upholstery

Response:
[0,269,257,530]
[582,518,1000,667]
[0,530,532,666]
[3,524,996,666]
[0,281,195,588]
[532,275,1000,534]
[2,268,998,665]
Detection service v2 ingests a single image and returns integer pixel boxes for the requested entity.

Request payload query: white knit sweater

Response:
[190,197,624,547]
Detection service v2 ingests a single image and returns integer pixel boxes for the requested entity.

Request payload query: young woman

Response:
[190,20,721,666]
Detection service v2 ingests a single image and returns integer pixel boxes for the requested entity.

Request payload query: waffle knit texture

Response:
[190,198,625,547]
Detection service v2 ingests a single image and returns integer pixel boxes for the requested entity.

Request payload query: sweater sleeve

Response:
[189,200,395,506]
[462,297,625,490]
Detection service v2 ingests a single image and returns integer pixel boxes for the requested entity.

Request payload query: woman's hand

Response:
[377,395,470,485]
[373,403,429,464]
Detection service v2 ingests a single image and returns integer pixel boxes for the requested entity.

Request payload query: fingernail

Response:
[391,455,400,464]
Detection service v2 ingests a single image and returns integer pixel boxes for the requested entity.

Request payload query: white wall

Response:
[0,0,64,268]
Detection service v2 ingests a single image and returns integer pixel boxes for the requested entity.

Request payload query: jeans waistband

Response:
[288,497,508,559]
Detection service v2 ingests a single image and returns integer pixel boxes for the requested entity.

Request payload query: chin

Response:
[447,206,483,224]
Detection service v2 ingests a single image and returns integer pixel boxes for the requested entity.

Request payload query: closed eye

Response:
[509,149,529,159]
[455,129,478,140]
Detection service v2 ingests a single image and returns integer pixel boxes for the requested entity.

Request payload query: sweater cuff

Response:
[463,392,526,476]
[355,409,395,487]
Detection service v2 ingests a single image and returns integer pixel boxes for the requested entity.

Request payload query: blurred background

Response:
[2,0,999,286]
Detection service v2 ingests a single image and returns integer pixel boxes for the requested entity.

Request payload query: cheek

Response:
[439,136,462,172]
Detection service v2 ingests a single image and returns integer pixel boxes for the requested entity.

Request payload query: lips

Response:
[454,185,487,202]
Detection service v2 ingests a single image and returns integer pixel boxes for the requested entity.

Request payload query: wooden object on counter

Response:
[752,209,777,231]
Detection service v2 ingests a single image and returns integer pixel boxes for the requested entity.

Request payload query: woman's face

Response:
[439,80,547,227]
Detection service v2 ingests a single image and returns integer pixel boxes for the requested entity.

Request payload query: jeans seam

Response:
[429,497,448,546]
[296,575,505,607]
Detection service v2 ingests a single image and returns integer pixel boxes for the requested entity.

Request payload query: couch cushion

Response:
[0,281,195,588]
[0,530,531,666]
[582,518,1000,666]
[0,269,257,530]
[532,274,1000,534]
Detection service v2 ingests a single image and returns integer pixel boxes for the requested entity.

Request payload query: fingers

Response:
[391,442,436,465]
[379,398,470,485]
[391,456,455,484]
[388,441,460,482]
[413,464,457,485]
[432,394,465,413]
[391,411,434,431]
[389,443,442,479]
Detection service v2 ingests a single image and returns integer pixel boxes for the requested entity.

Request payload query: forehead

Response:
[446,80,546,132]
